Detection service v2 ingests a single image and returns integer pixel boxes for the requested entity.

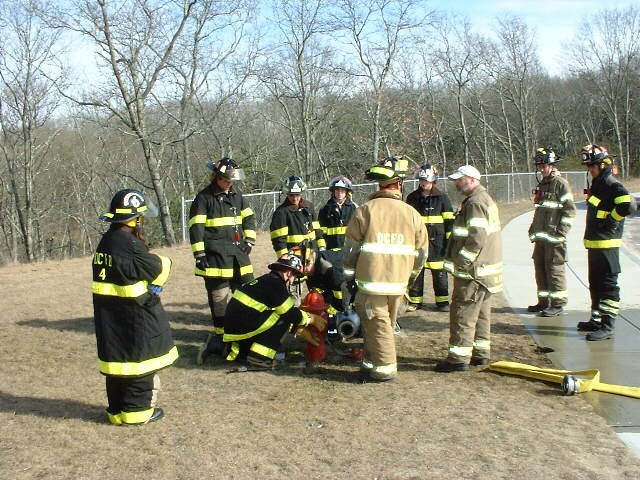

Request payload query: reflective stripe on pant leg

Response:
[473,288,492,359]
[432,269,449,304]
[356,292,399,375]
[448,278,482,363]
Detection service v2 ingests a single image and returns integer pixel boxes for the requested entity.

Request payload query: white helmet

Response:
[415,163,438,182]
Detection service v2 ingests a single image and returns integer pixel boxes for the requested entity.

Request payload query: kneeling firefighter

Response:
[92,189,178,425]
[221,250,327,368]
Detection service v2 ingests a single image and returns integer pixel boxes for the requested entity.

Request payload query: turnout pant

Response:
[225,320,291,364]
[447,278,493,364]
[355,292,404,380]
[532,241,568,307]
[588,248,621,319]
[204,258,248,335]
[408,267,450,306]
[105,372,160,425]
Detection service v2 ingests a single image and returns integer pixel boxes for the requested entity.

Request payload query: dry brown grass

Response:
[2,190,640,479]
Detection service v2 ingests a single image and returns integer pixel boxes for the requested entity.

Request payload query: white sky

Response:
[438,0,636,76]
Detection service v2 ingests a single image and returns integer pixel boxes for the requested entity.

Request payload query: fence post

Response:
[181,196,186,243]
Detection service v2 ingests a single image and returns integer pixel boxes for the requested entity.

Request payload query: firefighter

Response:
[405,163,455,312]
[577,145,635,340]
[92,189,178,425]
[318,175,358,251]
[343,156,428,382]
[222,251,327,368]
[270,175,326,257]
[190,157,256,365]
[527,147,576,317]
[436,165,502,373]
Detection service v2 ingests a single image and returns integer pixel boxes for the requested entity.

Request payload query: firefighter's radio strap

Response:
[489,361,640,399]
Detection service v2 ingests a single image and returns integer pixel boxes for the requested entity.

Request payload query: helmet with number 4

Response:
[207,157,245,181]
[534,147,560,165]
[100,189,158,223]
[329,175,353,192]
[282,175,307,194]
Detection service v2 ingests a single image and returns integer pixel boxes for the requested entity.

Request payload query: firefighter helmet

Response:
[580,144,613,167]
[268,250,305,276]
[300,291,327,314]
[365,156,409,185]
[99,189,158,223]
[415,163,438,182]
[534,147,560,165]
[207,157,245,181]
[282,175,307,194]
[328,175,353,192]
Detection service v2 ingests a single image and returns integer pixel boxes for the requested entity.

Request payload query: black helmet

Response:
[268,250,305,276]
[100,189,158,223]
[580,144,613,167]
[207,157,245,181]
[534,147,560,165]
[282,175,307,194]
[365,156,409,185]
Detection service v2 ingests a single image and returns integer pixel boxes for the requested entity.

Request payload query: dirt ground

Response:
[2,198,640,480]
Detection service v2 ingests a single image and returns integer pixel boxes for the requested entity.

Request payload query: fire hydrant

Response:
[299,290,329,363]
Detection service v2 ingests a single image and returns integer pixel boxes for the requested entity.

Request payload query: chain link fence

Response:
[180,171,588,242]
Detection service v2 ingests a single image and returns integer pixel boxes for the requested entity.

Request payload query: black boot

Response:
[527,299,548,313]
[586,316,615,341]
[577,312,601,331]
[196,333,224,365]
[539,305,563,317]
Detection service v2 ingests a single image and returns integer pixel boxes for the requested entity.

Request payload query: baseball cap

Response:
[448,165,481,180]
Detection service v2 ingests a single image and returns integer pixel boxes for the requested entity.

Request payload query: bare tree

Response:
[54,0,198,245]
[0,0,66,262]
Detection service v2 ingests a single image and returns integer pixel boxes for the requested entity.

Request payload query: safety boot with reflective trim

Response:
[577,318,601,331]
[586,316,615,341]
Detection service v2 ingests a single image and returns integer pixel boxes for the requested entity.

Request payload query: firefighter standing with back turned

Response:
[190,158,256,365]
[405,163,455,312]
[577,144,635,341]
[436,165,502,372]
[343,156,428,382]
[92,189,178,425]
[527,147,576,317]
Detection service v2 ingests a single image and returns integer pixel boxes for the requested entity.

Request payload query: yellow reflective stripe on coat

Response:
[288,233,313,243]
[536,200,563,209]
[452,227,469,237]
[226,342,241,361]
[270,226,288,238]
[205,216,242,227]
[196,264,254,277]
[223,312,280,341]
[324,226,347,235]
[615,194,631,204]
[233,290,294,315]
[422,215,444,224]
[356,280,408,295]
[250,343,277,360]
[425,260,444,270]
[530,232,565,243]
[312,220,321,230]
[191,241,205,252]
[611,210,624,221]
[188,214,207,227]
[560,216,574,225]
[559,192,574,203]
[459,248,478,261]
[596,210,610,219]
[99,346,179,376]
[92,280,148,298]
[244,229,257,239]
[584,238,622,248]
[241,207,254,218]
[442,211,455,220]
[587,195,601,207]
[360,243,417,255]
[150,255,171,286]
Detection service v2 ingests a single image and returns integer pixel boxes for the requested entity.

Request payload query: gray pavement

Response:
[502,199,640,458]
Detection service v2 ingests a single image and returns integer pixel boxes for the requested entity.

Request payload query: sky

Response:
[438,0,636,76]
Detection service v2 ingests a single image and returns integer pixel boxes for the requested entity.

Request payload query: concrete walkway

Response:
[502,200,640,457]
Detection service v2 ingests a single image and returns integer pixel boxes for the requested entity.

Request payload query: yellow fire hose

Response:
[489,361,640,398]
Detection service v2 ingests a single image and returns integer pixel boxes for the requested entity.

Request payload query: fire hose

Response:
[489,361,640,398]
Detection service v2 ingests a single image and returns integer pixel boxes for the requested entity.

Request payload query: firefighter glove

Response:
[149,285,163,296]
[308,313,328,332]
[243,240,254,255]
[295,326,320,346]
[195,254,209,271]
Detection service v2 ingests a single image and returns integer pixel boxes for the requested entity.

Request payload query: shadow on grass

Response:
[0,390,105,423]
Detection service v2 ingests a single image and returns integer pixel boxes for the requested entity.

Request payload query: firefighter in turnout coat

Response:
[270,175,326,257]
[92,189,178,425]
[190,158,256,365]
[577,145,635,341]
[223,251,327,368]
[343,156,428,382]
[405,163,455,312]
[318,175,358,251]
[526,147,576,317]
[436,165,503,373]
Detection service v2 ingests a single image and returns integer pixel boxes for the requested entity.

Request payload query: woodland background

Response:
[1,0,639,263]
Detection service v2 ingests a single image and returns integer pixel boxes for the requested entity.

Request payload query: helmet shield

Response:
[100,189,158,223]
[534,147,559,165]
[208,157,245,181]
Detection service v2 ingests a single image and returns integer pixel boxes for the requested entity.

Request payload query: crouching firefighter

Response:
[221,251,327,369]
[92,189,179,425]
